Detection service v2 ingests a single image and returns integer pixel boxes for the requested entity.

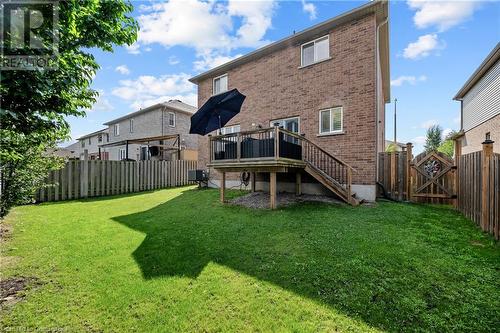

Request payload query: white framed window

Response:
[88,137,91,145]
[220,124,240,135]
[301,35,329,67]
[168,112,175,127]
[319,107,343,134]
[270,117,300,143]
[130,119,134,133]
[81,141,85,148]
[213,74,228,95]
[119,148,126,160]
[98,134,103,143]
[114,124,120,136]
[270,117,300,133]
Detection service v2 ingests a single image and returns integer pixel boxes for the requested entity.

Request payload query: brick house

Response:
[189,1,389,203]
[101,100,198,161]
[454,43,499,154]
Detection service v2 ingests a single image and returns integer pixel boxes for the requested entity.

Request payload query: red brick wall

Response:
[197,14,380,185]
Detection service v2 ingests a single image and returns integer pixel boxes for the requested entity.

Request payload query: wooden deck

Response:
[208,127,358,208]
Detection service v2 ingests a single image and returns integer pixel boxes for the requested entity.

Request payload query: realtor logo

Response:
[0,0,59,70]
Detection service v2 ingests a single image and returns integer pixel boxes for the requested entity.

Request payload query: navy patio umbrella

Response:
[189,88,246,135]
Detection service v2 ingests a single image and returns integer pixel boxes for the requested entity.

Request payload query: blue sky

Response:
[68,0,500,153]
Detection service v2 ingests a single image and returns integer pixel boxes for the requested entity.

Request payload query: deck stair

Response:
[208,127,360,206]
[296,131,360,206]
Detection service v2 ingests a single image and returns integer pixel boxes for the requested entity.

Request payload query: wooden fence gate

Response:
[377,145,455,204]
[409,151,456,204]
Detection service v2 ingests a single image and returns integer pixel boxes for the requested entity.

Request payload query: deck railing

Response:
[209,127,354,196]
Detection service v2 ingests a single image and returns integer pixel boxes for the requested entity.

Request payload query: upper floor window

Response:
[213,74,228,95]
[301,35,329,67]
[98,134,103,143]
[81,141,85,148]
[114,124,120,136]
[220,124,240,135]
[130,119,134,133]
[88,137,91,145]
[319,107,343,135]
[168,112,175,127]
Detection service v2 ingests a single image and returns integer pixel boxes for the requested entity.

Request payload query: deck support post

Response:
[295,172,301,196]
[251,172,256,192]
[220,172,226,203]
[270,172,277,209]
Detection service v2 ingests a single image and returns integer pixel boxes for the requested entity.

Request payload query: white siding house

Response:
[454,43,500,154]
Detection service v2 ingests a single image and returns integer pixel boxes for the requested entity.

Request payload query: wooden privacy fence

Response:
[457,149,499,240]
[378,140,499,239]
[36,159,197,202]
[378,147,455,204]
[377,150,408,201]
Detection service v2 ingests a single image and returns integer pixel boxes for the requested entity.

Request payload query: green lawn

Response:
[1,187,499,332]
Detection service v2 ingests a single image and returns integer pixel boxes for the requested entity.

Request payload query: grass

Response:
[1,187,499,332]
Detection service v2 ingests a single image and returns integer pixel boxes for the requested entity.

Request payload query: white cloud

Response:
[301,0,317,20]
[227,0,276,48]
[168,56,180,65]
[421,119,438,129]
[87,90,114,113]
[413,136,426,145]
[125,43,141,55]
[136,0,276,71]
[193,51,243,71]
[403,34,443,59]
[115,65,130,75]
[130,94,198,110]
[391,75,427,87]
[408,0,481,32]
[111,73,197,109]
[442,128,453,139]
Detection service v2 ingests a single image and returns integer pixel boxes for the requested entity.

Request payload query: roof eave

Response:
[453,43,500,100]
[189,0,387,84]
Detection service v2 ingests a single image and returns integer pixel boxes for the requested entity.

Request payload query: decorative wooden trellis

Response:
[410,151,456,204]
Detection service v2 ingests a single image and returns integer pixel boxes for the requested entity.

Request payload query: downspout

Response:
[375,16,389,187]
[460,100,464,131]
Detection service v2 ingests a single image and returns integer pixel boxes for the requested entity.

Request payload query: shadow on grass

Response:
[112,188,499,332]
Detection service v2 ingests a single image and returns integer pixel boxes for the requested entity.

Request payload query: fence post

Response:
[406,143,412,201]
[481,139,494,231]
[390,151,396,199]
[453,135,462,208]
[81,149,89,198]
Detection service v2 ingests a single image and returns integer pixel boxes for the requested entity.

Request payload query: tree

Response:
[437,130,457,158]
[424,125,442,152]
[0,0,138,217]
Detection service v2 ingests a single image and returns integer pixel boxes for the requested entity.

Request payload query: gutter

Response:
[375,16,389,183]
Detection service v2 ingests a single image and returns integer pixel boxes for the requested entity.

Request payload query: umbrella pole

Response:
[218,114,222,135]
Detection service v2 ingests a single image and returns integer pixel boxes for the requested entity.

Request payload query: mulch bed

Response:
[229,191,344,209]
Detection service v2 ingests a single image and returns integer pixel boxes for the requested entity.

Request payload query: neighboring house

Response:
[189,1,389,202]
[101,100,198,161]
[76,129,110,160]
[454,43,500,154]
[64,141,81,159]
[385,140,406,152]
